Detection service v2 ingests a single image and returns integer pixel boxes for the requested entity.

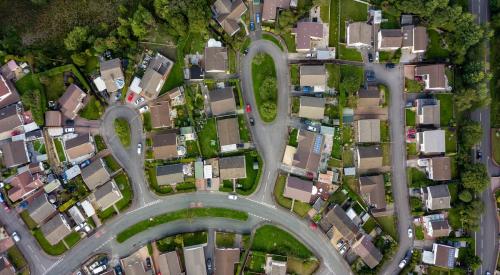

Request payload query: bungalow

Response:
[320,205,360,243]
[422,243,458,269]
[352,235,383,269]
[212,0,247,36]
[422,214,451,238]
[8,171,43,202]
[64,134,95,163]
[26,194,56,225]
[415,64,448,91]
[219,155,246,180]
[377,29,403,51]
[81,158,111,190]
[357,85,381,107]
[99,58,124,93]
[356,145,383,171]
[152,131,178,160]
[262,0,290,22]
[346,22,372,48]
[299,65,327,92]
[204,45,228,73]
[120,248,151,275]
[425,157,451,181]
[298,96,325,120]
[140,53,173,100]
[416,98,440,127]
[422,184,451,210]
[214,248,240,275]
[0,104,23,141]
[40,214,72,245]
[0,140,29,168]
[183,244,208,275]
[402,25,428,53]
[292,129,324,172]
[149,93,172,129]
[417,129,445,155]
[283,176,313,203]
[157,251,183,275]
[156,163,184,185]
[58,84,86,120]
[292,22,324,52]
[217,117,240,152]
[356,119,380,143]
[93,180,123,210]
[209,87,236,116]
[359,175,386,212]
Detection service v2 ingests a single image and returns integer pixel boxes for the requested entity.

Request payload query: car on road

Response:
[255,12,261,23]
[11,232,20,242]
[207,258,213,272]
[417,158,429,167]
[243,48,249,55]
[385,63,395,69]
[137,143,142,155]
[375,52,379,62]
[250,20,255,31]
[476,149,483,160]
[249,117,255,126]
[228,194,238,200]
[139,105,149,113]
[368,53,373,63]
[246,104,252,113]
[398,258,407,269]
[135,97,145,105]
[408,227,413,238]
[309,222,317,230]
[145,258,152,270]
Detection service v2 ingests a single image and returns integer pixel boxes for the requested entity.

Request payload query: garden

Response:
[114,118,131,148]
[250,224,314,259]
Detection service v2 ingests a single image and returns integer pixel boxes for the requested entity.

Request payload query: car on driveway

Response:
[368,53,373,63]
[135,97,145,105]
[207,258,213,272]
[250,21,255,31]
[365,70,376,82]
[246,104,252,113]
[255,12,261,24]
[306,125,318,132]
[385,63,395,69]
[408,227,413,238]
[139,105,149,113]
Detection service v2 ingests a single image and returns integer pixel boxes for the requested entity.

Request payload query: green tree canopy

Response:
[64,26,90,52]
[458,190,473,203]
[260,78,277,101]
[461,163,489,193]
[460,120,483,149]
[130,4,156,39]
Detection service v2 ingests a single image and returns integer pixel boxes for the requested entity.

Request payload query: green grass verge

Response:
[54,139,66,162]
[262,34,284,51]
[94,135,106,151]
[290,64,300,86]
[236,151,262,195]
[104,155,121,172]
[19,211,37,230]
[252,53,277,122]
[406,109,416,126]
[7,246,27,270]
[33,229,67,256]
[114,118,131,148]
[251,225,314,259]
[273,174,312,217]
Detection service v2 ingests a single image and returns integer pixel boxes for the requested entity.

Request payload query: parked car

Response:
[135,97,145,105]
[115,91,122,100]
[250,20,255,31]
[243,48,249,55]
[385,63,395,69]
[80,159,91,169]
[64,127,75,133]
[145,258,151,270]
[375,51,379,62]
[245,104,252,113]
[127,93,134,102]
[365,70,376,82]
[228,194,238,200]
[398,258,407,269]
[407,227,413,238]
[207,258,213,272]
[476,149,483,160]
[137,143,142,155]
[139,105,149,113]
[368,53,373,63]
[11,232,20,242]
[249,117,255,126]
[255,12,261,23]
[306,125,318,132]
[309,222,317,230]
[114,265,124,275]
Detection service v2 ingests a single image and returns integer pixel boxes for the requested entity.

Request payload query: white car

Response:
[138,105,149,113]
[408,228,413,239]
[398,259,407,269]
[228,194,238,200]
[417,158,429,167]
[11,232,20,242]
[64,127,75,133]
[135,97,145,105]
[137,143,142,155]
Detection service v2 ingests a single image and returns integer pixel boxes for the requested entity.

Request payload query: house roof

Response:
[58,84,86,120]
[0,104,22,135]
[262,0,290,21]
[0,228,14,254]
[0,75,20,110]
[293,129,323,172]
[219,155,246,180]
[156,163,184,185]
[429,220,451,238]
[356,145,383,170]
[418,130,445,154]
[298,96,325,120]
[415,64,446,89]
[27,194,56,225]
[214,248,240,275]
[299,65,327,87]
[401,25,414,48]
[100,58,124,93]
[213,0,247,35]
[357,85,381,107]
[158,251,183,275]
[65,134,94,161]
[81,159,111,190]
[347,22,372,46]
[352,235,383,269]
[152,132,178,160]
[209,87,236,116]
[0,256,15,275]
[379,29,403,48]
[416,99,440,127]
[149,100,171,129]
[293,22,324,50]
[217,117,240,146]
[183,245,208,275]
[413,26,428,52]
[140,54,173,100]
[7,171,43,202]
[356,119,381,143]
[433,243,456,268]
[0,140,28,168]
[94,180,123,210]
[204,47,228,72]
[45,111,62,127]
[323,205,359,242]
[283,176,313,203]
[429,157,451,181]
[426,184,451,210]
[359,175,386,210]
[40,215,71,245]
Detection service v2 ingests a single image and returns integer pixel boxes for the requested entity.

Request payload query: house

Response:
[140,53,173,100]
[416,98,440,127]
[265,256,287,275]
[425,157,451,181]
[149,93,172,129]
[356,119,381,143]
[417,130,445,155]
[152,131,178,160]
[212,0,247,36]
[377,29,403,51]
[346,22,372,48]
[422,243,458,269]
[402,26,428,53]
[320,205,359,242]
[0,256,15,275]
[100,58,124,93]
[45,111,62,127]
[0,60,22,81]
[183,244,208,275]
[7,171,43,202]
[64,134,95,163]
[209,87,236,116]
[214,248,240,275]
[204,46,228,73]
[81,158,111,190]
[68,205,86,225]
[351,235,383,268]
[157,251,183,275]
[423,184,451,210]
[219,155,246,180]
[156,163,184,185]
[0,74,20,110]
[217,117,240,152]
[356,145,383,170]
[292,129,324,172]
[283,176,313,203]
[26,194,56,225]
[292,22,324,52]
[298,96,325,120]
[93,180,123,210]
[299,65,327,92]
[415,64,448,91]
[0,104,23,141]
[40,214,72,245]
[120,248,151,275]
[58,84,86,120]
[422,214,451,238]
[262,0,290,22]
[357,85,381,107]
[359,175,387,211]
[0,140,29,168]
[0,227,14,254]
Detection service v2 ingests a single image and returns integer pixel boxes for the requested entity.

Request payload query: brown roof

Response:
[209,87,236,116]
[214,248,240,275]
[0,104,22,135]
[58,84,86,120]
[81,159,111,190]
[140,54,173,100]
[416,99,440,127]
[359,175,386,211]
[428,157,451,181]
[347,22,372,46]
[158,251,183,275]
[94,180,123,210]
[217,117,240,146]
[0,140,28,168]
[293,22,323,51]
[40,215,71,245]
[415,64,447,89]
[293,130,323,172]
[156,164,184,185]
[262,0,290,21]
[429,220,451,238]
[352,235,383,268]
[401,25,414,48]
[7,171,43,202]
[45,111,62,127]
[100,58,124,93]
[356,145,383,170]
[299,96,325,120]
[426,184,451,210]
[0,75,20,110]
[152,132,178,160]
[357,85,381,107]
[323,205,359,242]
[26,194,56,225]
[219,155,246,180]
[149,99,172,129]
[0,228,14,254]
[433,244,456,268]
[0,257,15,275]
[300,65,327,87]
[413,26,428,52]
[204,47,228,72]
[379,29,403,49]
[356,119,381,143]
[213,0,247,35]
[64,134,95,161]
[283,176,313,203]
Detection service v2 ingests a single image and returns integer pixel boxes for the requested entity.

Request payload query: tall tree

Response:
[64,26,90,52]
[460,120,483,148]
[461,163,489,193]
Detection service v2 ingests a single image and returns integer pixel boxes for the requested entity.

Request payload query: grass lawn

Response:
[492,129,500,164]
[290,64,300,85]
[262,33,284,51]
[53,138,66,162]
[287,257,319,275]
[114,118,131,148]
[435,93,454,126]
[198,118,219,158]
[406,109,416,126]
[33,140,46,154]
[407,143,417,157]
[338,44,362,61]
[147,166,174,195]
[292,97,300,114]
[157,234,183,253]
[252,53,277,122]
[408,167,433,188]
[19,211,37,230]
[273,175,312,217]
[104,155,121,172]
[328,0,339,47]
[117,208,248,243]
[63,231,81,248]
[329,189,348,205]
[7,246,27,270]
[78,95,104,120]
[182,231,208,246]
[238,115,251,142]
[331,127,342,159]
[33,229,67,256]
[415,225,425,240]
[445,128,457,154]
[362,217,377,233]
[94,135,106,151]
[339,0,368,43]
[236,151,262,195]
[288,128,298,147]
[142,112,152,132]
[216,232,236,248]
[425,29,451,60]
[251,225,314,259]
[39,64,90,99]
[326,63,340,89]
[281,32,296,53]
[380,121,390,142]
[228,49,237,74]
[114,172,133,211]
[246,252,266,272]
[185,140,200,158]
[342,149,354,167]
[405,78,424,93]
[375,215,397,239]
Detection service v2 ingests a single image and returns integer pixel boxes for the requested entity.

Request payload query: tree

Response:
[455,200,484,231]
[64,26,90,52]
[130,5,156,39]
[260,78,277,101]
[458,244,482,270]
[71,52,88,67]
[458,190,473,203]
[461,163,489,193]
[260,102,277,121]
[460,120,483,149]
[277,10,298,31]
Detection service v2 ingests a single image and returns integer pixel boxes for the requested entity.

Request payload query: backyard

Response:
[338,0,368,43]
[198,118,219,158]
[78,95,104,120]
[114,118,131,148]
[435,93,454,126]
[251,53,277,122]
[425,29,451,60]
[53,139,66,162]
[375,215,397,239]
[493,129,500,164]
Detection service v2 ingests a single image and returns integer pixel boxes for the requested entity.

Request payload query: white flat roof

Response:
[130,77,143,94]
[93,77,106,92]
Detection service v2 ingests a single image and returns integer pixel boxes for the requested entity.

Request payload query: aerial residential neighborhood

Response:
[0,0,497,275]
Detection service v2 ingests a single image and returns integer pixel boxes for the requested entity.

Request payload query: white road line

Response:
[128,199,161,214]
[249,212,270,221]
[43,257,64,275]
[246,198,276,209]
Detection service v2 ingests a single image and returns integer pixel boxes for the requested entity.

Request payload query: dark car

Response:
[249,117,255,126]
[368,53,373,63]
[250,20,255,31]
[365,70,376,82]
[207,258,213,271]
[477,150,483,160]
[385,63,395,69]
[114,265,124,275]
[146,258,152,270]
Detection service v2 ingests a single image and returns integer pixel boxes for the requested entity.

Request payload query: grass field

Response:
[114,118,131,148]
[435,93,454,126]
[198,118,219,158]
[251,225,314,259]
[252,53,277,122]
[273,175,312,217]
[493,129,500,164]
[339,0,368,43]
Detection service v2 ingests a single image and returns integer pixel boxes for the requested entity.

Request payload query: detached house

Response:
[219,156,246,180]
[7,171,43,202]
[98,58,124,93]
[417,130,445,155]
[149,93,172,129]
[40,214,71,245]
[292,22,324,52]
[26,194,56,225]
[422,243,458,269]
[356,146,383,171]
[425,157,451,181]
[409,64,448,91]
[217,117,240,152]
[359,175,387,212]
[378,29,403,51]
[347,22,372,48]
[58,84,86,120]
[64,134,95,163]
[81,158,111,190]
[416,98,440,127]
[283,176,313,203]
[209,87,236,116]
[422,184,451,210]
[292,129,324,173]
[0,140,29,168]
[204,44,228,73]
[93,180,123,210]
[212,0,247,36]
[152,131,178,160]
[140,53,173,100]
[298,96,325,120]
[422,214,451,238]
[402,26,428,53]
[262,0,290,22]
[0,104,23,141]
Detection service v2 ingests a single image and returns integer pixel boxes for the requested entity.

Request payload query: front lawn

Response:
[408,167,433,188]
[338,44,362,61]
[7,246,27,270]
[53,138,66,162]
[19,211,37,230]
[375,215,397,239]
[252,53,277,122]
[339,0,368,43]
[281,32,296,52]
[238,115,251,142]
[290,64,299,85]
[63,231,81,248]
[94,135,107,151]
[114,118,131,148]
[287,257,319,275]
[114,172,133,211]
[435,93,454,126]
[33,140,46,154]
[146,166,174,195]
[216,232,236,248]
[415,225,425,240]
[288,128,298,147]
[380,121,390,142]
[78,95,104,120]
[198,118,219,158]
[33,229,67,256]
[182,231,208,247]
[251,225,314,259]
[406,109,416,126]
[407,143,417,156]
[273,174,312,217]
[362,217,377,233]
[104,155,121,172]
[236,151,262,195]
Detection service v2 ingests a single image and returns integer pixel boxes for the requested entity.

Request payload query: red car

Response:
[309,222,317,230]
[245,104,252,113]
[127,93,134,102]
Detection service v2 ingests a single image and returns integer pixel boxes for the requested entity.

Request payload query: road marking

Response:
[43,257,64,275]
[249,212,270,221]
[128,199,161,214]
[246,198,276,209]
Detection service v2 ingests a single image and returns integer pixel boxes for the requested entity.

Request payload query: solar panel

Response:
[313,135,323,154]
